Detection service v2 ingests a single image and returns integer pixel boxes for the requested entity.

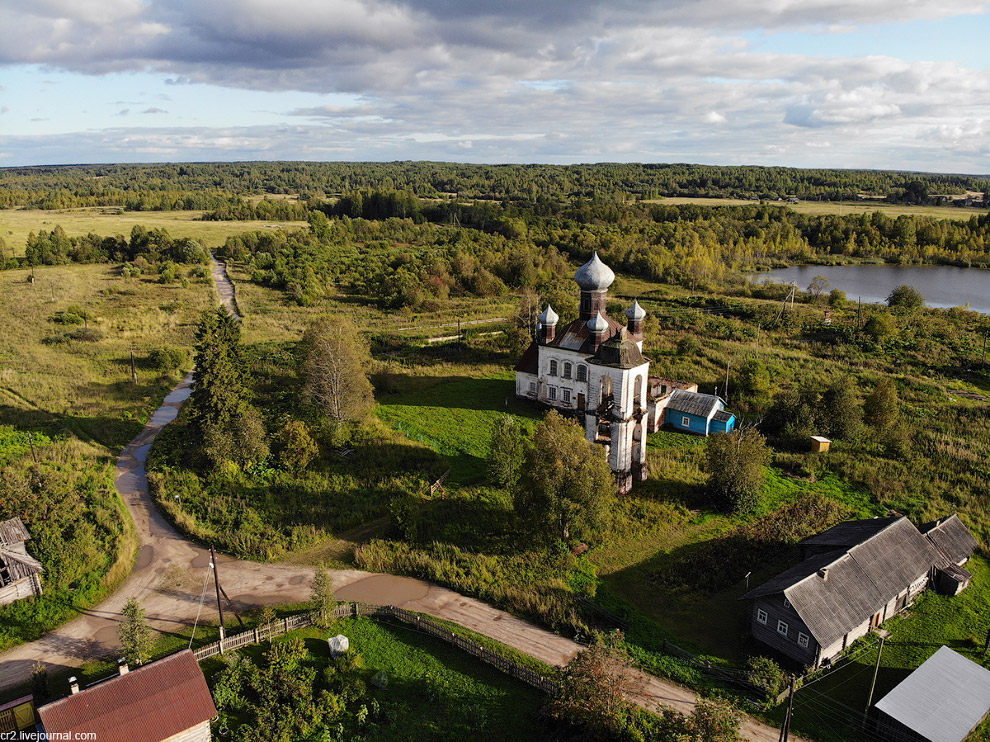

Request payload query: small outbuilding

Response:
[663,390,735,436]
[810,436,832,454]
[874,646,990,742]
[921,514,979,596]
[0,517,44,607]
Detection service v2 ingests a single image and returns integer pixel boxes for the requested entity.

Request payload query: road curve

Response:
[0,260,789,742]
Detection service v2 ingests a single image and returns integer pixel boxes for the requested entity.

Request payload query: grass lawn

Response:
[203,616,546,742]
[651,197,987,221]
[0,207,306,257]
[376,373,541,484]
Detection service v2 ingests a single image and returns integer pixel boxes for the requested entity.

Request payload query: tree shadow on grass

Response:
[0,403,143,452]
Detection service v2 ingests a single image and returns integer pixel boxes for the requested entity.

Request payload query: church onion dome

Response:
[587,310,608,334]
[538,304,559,326]
[574,251,615,292]
[626,299,646,321]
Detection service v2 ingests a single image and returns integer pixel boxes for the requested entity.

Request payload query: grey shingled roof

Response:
[666,390,722,418]
[742,517,937,648]
[0,517,42,582]
[0,517,30,547]
[920,514,979,569]
[875,646,990,742]
[800,517,900,549]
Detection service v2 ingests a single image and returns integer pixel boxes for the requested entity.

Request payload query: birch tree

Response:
[300,316,373,423]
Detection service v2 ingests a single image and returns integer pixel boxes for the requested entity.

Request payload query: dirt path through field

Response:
[0,261,789,741]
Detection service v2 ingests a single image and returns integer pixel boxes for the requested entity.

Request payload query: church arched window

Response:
[562,362,572,379]
[548,359,558,376]
[576,365,588,382]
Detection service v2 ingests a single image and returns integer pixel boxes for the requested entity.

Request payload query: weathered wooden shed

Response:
[37,650,218,742]
[874,646,990,742]
[921,514,979,596]
[0,517,43,607]
[810,436,832,453]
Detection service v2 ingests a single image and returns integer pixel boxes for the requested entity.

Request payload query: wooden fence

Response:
[193,602,560,696]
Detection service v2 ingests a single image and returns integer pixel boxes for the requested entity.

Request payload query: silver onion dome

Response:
[574,252,615,292]
[538,304,559,326]
[625,299,646,321]
[587,310,608,334]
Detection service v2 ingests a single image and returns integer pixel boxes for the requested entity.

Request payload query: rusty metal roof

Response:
[38,650,217,742]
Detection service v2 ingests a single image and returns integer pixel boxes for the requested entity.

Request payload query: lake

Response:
[756,264,990,314]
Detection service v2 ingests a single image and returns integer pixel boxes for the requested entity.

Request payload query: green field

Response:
[653,196,987,220]
[0,207,306,257]
[204,616,545,742]
[0,263,214,650]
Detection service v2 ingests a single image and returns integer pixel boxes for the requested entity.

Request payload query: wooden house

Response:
[921,514,979,596]
[874,646,990,742]
[741,517,939,668]
[37,650,217,742]
[662,390,735,436]
[0,517,43,607]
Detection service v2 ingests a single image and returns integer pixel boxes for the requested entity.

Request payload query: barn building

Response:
[37,650,218,742]
[874,646,990,742]
[0,517,43,607]
[741,515,977,668]
[514,252,652,493]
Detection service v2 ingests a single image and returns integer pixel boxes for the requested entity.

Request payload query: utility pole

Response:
[724,359,730,404]
[981,331,987,369]
[858,297,863,329]
[211,546,226,640]
[779,674,796,742]
[458,317,462,352]
[130,346,138,385]
[50,281,55,303]
[756,323,761,349]
[28,432,38,464]
[863,630,889,730]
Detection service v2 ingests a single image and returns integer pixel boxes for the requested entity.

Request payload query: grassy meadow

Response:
[0,207,306,258]
[654,196,988,220]
[0,263,215,650]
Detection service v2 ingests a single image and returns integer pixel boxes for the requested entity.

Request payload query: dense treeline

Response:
[213,195,990,309]
[2,161,988,210]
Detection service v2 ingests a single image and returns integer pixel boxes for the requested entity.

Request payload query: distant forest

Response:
[1,161,989,211]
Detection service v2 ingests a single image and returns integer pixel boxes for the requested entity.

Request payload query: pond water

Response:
[756,264,990,314]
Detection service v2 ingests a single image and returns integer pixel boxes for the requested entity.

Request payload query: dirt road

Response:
[0,261,789,742]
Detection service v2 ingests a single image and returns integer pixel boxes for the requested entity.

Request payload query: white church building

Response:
[514,253,654,493]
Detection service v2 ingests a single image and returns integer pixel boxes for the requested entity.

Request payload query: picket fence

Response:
[192,602,560,696]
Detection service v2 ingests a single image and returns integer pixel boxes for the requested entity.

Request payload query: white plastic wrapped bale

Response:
[327,634,349,657]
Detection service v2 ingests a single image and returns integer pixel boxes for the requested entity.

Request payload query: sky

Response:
[0,0,988,172]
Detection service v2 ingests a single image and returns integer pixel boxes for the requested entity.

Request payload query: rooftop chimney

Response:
[117,658,130,676]
[69,677,80,695]
[818,568,829,581]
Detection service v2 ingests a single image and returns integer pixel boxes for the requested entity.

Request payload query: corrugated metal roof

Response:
[921,514,979,569]
[513,341,539,374]
[875,646,990,742]
[38,650,217,742]
[550,315,624,353]
[742,517,937,647]
[665,390,722,418]
[0,518,30,546]
[712,410,734,423]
